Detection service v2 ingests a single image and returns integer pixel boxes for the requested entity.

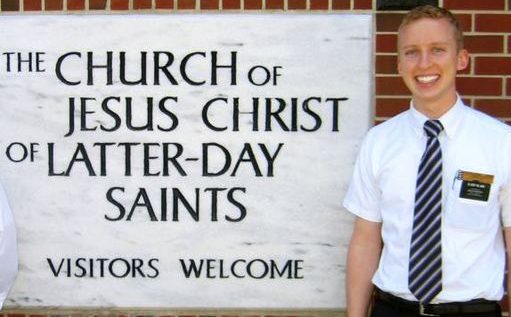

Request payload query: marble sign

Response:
[0,14,372,308]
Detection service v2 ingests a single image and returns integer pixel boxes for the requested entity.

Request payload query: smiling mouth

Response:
[416,75,439,84]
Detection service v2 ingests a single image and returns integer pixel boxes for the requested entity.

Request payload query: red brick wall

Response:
[376,0,511,123]
[0,0,510,316]
[0,0,368,10]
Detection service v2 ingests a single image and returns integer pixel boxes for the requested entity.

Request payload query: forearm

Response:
[345,218,382,317]
[346,245,380,317]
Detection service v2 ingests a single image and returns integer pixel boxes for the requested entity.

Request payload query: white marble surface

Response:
[0,14,372,308]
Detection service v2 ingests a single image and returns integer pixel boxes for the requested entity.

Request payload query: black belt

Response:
[375,289,500,316]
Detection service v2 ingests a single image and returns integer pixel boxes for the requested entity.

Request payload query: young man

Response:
[0,182,17,309]
[343,5,511,317]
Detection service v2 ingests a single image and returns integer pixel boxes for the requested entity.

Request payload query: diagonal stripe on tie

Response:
[411,206,441,241]
[409,119,444,303]
[415,176,442,216]
[410,207,441,250]
[417,147,442,182]
[410,225,441,270]
[417,161,442,195]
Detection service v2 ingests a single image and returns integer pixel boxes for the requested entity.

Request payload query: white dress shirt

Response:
[343,97,511,302]
[0,181,17,309]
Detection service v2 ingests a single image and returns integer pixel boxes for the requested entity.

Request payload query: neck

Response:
[413,94,457,119]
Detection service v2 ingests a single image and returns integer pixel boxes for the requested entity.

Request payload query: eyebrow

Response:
[399,42,451,50]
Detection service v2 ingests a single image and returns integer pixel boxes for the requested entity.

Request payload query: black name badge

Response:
[460,180,491,202]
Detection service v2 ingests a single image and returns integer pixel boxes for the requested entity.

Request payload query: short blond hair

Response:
[398,5,464,51]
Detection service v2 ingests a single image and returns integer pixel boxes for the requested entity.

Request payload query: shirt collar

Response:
[408,95,465,139]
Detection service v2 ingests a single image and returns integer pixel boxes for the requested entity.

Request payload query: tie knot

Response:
[424,120,443,138]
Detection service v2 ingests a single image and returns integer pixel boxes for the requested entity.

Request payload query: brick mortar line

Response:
[471,11,475,33]
[465,33,510,37]
[470,96,511,100]
[471,54,511,57]
[449,10,511,13]
[504,75,508,96]
[458,75,511,78]
[0,6,371,11]
[468,56,474,75]
[464,33,511,37]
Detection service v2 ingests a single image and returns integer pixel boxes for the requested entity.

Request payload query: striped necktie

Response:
[409,119,444,303]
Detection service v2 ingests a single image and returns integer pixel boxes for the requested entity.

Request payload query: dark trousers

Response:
[370,297,503,317]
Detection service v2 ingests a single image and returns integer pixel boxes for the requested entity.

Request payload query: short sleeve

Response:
[343,132,382,222]
[0,182,17,309]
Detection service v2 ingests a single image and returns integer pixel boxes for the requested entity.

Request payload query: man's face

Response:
[397,17,468,113]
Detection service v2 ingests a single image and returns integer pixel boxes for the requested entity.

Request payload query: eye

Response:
[404,49,418,57]
[432,47,445,54]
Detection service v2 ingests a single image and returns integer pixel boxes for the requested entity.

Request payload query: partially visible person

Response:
[0,182,17,309]
[344,4,511,317]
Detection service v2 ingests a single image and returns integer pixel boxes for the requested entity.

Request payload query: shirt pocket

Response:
[445,170,498,231]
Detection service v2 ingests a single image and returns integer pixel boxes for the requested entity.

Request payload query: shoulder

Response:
[460,106,511,158]
[354,110,411,162]
[463,106,511,136]
[364,110,410,143]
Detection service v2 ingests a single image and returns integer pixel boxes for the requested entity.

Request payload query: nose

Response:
[418,51,432,69]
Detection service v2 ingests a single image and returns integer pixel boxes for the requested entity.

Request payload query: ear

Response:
[457,49,469,71]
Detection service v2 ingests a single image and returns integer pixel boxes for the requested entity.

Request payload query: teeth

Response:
[417,75,439,83]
